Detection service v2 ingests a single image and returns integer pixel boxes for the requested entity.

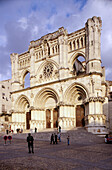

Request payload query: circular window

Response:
[43,63,54,78]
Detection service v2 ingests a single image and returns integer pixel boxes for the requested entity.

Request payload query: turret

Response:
[10,53,20,91]
[85,16,102,74]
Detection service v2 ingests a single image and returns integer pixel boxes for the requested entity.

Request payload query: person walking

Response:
[35,127,37,133]
[67,135,70,145]
[55,134,58,144]
[58,133,61,142]
[59,126,61,133]
[27,133,34,153]
[50,134,54,144]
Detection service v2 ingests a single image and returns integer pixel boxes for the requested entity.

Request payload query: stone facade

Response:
[106,81,112,131]
[10,16,111,134]
[0,79,12,131]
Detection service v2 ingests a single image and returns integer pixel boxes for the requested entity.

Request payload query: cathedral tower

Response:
[85,16,102,74]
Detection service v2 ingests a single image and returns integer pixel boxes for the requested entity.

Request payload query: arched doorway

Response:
[13,95,31,131]
[64,83,88,128]
[26,110,31,129]
[34,87,59,129]
[76,105,85,127]
[53,108,59,128]
[46,109,51,128]
[46,108,59,128]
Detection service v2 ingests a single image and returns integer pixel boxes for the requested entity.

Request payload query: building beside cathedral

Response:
[0,79,12,131]
[10,16,112,134]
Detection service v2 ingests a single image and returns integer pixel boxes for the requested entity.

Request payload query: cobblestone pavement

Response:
[0,134,112,170]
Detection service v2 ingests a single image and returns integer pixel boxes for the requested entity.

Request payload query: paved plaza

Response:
[0,133,112,170]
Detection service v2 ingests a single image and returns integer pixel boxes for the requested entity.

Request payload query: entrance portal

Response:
[53,108,59,128]
[46,109,51,128]
[26,111,31,129]
[76,105,85,127]
[46,108,59,128]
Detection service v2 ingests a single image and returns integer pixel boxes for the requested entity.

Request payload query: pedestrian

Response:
[50,134,54,144]
[6,129,8,135]
[55,134,58,144]
[35,127,37,133]
[67,136,70,145]
[27,133,34,153]
[59,126,61,133]
[59,133,61,142]
[53,133,55,144]
[58,133,61,142]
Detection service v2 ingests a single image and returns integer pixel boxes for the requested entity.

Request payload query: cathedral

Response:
[10,16,112,134]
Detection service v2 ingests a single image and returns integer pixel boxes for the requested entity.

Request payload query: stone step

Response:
[10,127,104,144]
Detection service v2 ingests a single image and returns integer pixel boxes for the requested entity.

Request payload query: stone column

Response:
[30,48,36,87]
[51,109,53,128]
[79,37,81,48]
[10,53,20,91]
[87,97,107,134]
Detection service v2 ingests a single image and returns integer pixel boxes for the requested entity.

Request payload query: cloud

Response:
[0,46,11,81]
[0,0,112,81]
[18,17,28,30]
[32,26,39,38]
[0,35,7,47]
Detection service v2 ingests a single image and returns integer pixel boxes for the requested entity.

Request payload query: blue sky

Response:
[0,0,112,81]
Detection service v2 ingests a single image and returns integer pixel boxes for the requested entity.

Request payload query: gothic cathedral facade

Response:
[10,16,110,134]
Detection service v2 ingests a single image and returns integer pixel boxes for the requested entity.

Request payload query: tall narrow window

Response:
[77,39,79,49]
[81,38,83,48]
[73,41,75,50]
[55,46,57,53]
[69,42,72,51]
[24,72,30,88]
[52,47,54,54]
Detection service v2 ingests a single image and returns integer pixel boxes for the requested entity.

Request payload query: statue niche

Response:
[43,40,50,56]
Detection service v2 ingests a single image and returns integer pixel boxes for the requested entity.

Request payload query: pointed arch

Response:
[69,51,86,66]
[14,94,31,111]
[64,82,89,104]
[68,51,86,75]
[36,58,59,76]
[20,68,30,87]
[34,87,60,108]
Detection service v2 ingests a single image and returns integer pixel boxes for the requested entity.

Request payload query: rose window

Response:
[43,63,54,78]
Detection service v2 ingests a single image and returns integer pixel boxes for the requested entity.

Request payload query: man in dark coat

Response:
[59,126,61,133]
[50,134,54,144]
[27,133,34,153]
[55,134,58,144]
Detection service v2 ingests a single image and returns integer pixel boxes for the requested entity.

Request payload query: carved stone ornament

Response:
[29,106,34,110]
[58,101,64,106]
[88,97,105,103]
